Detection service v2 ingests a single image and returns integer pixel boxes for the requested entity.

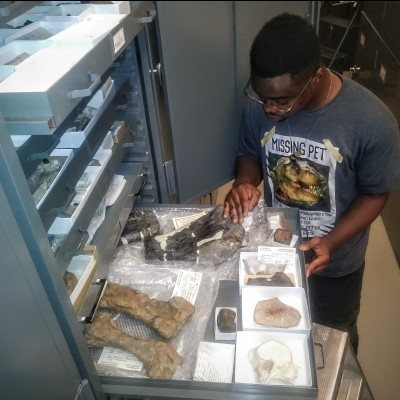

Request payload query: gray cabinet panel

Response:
[156,1,237,203]
[0,166,96,399]
[154,1,313,204]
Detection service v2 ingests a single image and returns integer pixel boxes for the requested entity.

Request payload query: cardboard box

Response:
[110,120,127,144]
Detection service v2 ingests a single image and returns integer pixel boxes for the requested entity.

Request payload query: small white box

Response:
[110,120,127,144]
[241,286,311,336]
[214,307,237,341]
[43,4,94,22]
[66,246,98,312]
[235,331,313,387]
[239,251,302,295]
[57,78,116,149]
[101,130,114,150]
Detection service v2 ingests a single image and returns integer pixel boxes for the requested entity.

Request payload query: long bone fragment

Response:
[144,204,234,262]
[99,282,195,339]
[86,313,182,379]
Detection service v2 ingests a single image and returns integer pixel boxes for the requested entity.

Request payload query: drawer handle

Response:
[77,229,89,252]
[138,9,156,24]
[79,279,108,323]
[133,174,148,199]
[68,74,101,100]
[314,341,325,370]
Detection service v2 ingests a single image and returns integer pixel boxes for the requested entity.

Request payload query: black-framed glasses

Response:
[244,74,314,113]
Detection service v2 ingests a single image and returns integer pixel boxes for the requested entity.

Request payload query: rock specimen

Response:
[247,272,294,287]
[198,223,245,265]
[243,259,286,275]
[119,209,160,245]
[253,297,301,328]
[248,340,298,384]
[273,228,293,245]
[217,308,236,333]
[86,313,182,379]
[63,271,78,296]
[99,282,195,339]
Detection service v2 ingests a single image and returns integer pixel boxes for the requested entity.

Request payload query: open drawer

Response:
[0,40,49,82]
[48,148,112,235]
[64,245,99,312]
[56,77,116,149]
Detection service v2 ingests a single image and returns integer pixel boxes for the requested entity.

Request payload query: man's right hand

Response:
[223,183,261,223]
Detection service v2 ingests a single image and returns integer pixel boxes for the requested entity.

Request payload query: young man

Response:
[223,13,400,353]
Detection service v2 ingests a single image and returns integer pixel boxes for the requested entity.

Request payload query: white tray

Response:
[33,148,74,209]
[235,331,313,387]
[0,40,48,82]
[48,15,126,47]
[48,149,112,235]
[239,251,302,294]
[6,12,44,28]
[3,20,76,43]
[92,2,131,15]
[66,246,98,312]
[43,4,94,22]
[241,286,311,336]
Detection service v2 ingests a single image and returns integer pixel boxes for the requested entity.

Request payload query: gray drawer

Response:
[0,10,147,135]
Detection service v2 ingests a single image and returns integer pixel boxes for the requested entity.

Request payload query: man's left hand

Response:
[298,237,331,277]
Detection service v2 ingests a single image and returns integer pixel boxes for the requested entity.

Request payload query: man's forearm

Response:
[234,156,263,187]
[324,193,389,254]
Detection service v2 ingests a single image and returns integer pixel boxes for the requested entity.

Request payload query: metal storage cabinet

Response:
[341,2,400,265]
[0,2,154,399]
[143,1,313,204]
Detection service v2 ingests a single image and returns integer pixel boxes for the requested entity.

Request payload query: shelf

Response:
[320,45,347,61]
[91,162,144,274]
[320,15,356,29]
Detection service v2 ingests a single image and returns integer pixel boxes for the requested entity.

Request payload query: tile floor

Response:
[214,182,400,400]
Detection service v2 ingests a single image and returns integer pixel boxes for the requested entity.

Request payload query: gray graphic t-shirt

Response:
[238,73,400,277]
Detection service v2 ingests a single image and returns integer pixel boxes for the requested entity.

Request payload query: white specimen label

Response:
[193,342,235,383]
[172,270,202,305]
[258,246,297,269]
[112,28,125,55]
[98,347,143,371]
[172,212,206,229]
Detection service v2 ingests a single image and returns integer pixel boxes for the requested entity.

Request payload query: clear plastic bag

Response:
[89,266,220,380]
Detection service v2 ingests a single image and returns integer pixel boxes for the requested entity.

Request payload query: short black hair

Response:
[250,13,321,81]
